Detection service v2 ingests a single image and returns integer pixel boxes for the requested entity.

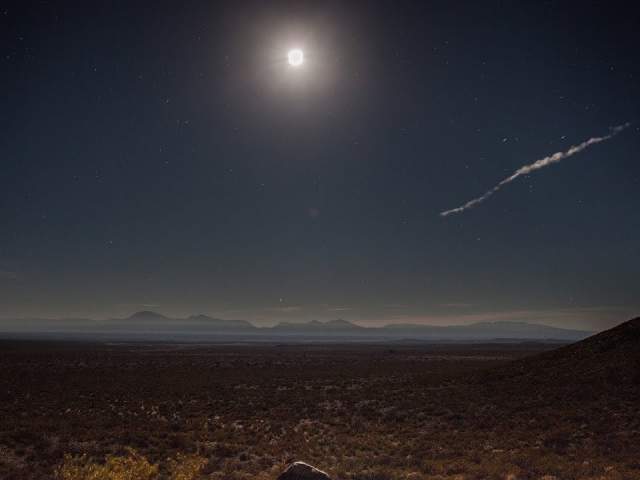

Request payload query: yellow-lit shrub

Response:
[166,452,207,480]
[56,449,158,480]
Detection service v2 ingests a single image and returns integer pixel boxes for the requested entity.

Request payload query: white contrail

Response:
[440,123,631,217]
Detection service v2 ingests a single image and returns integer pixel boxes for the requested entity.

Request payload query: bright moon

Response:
[287,49,304,67]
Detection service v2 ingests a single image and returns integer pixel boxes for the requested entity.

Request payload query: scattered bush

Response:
[166,452,207,480]
[56,449,158,480]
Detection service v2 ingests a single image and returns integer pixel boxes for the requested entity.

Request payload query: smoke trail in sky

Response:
[440,123,631,217]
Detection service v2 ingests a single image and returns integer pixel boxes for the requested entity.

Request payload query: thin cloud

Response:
[327,306,354,312]
[116,303,161,308]
[383,304,409,309]
[266,306,303,313]
[440,123,631,216]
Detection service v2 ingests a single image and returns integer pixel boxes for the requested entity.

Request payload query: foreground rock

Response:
[277,462,332,480]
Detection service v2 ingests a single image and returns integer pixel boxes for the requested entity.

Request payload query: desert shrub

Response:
[56,449,207,480]
[56,448,158,480]
[166,452,207,480]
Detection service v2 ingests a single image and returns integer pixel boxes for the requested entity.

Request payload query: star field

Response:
[1,1,639,330]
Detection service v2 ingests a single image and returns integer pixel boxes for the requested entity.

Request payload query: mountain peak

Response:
[324,319,358,327]
[272,319,360,330]
[187,314,214,321]
[326,318,348,324]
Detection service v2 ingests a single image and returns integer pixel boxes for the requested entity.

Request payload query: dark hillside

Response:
[459,318,640,477]
[482,317,640,399]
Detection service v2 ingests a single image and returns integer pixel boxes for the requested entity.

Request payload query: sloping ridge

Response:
[486,317,640,396]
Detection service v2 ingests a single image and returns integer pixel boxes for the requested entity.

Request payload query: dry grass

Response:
[56,449,158,480]
[56,449,207,480]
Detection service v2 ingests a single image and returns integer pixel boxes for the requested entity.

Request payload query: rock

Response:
[277,462,332,480]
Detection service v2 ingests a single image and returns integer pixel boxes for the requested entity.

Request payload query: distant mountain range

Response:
[0,311,593,342]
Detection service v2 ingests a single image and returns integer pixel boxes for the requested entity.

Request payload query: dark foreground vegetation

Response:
[1,318,639,479]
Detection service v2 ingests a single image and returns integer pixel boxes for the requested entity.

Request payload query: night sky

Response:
[2,1,639,329]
